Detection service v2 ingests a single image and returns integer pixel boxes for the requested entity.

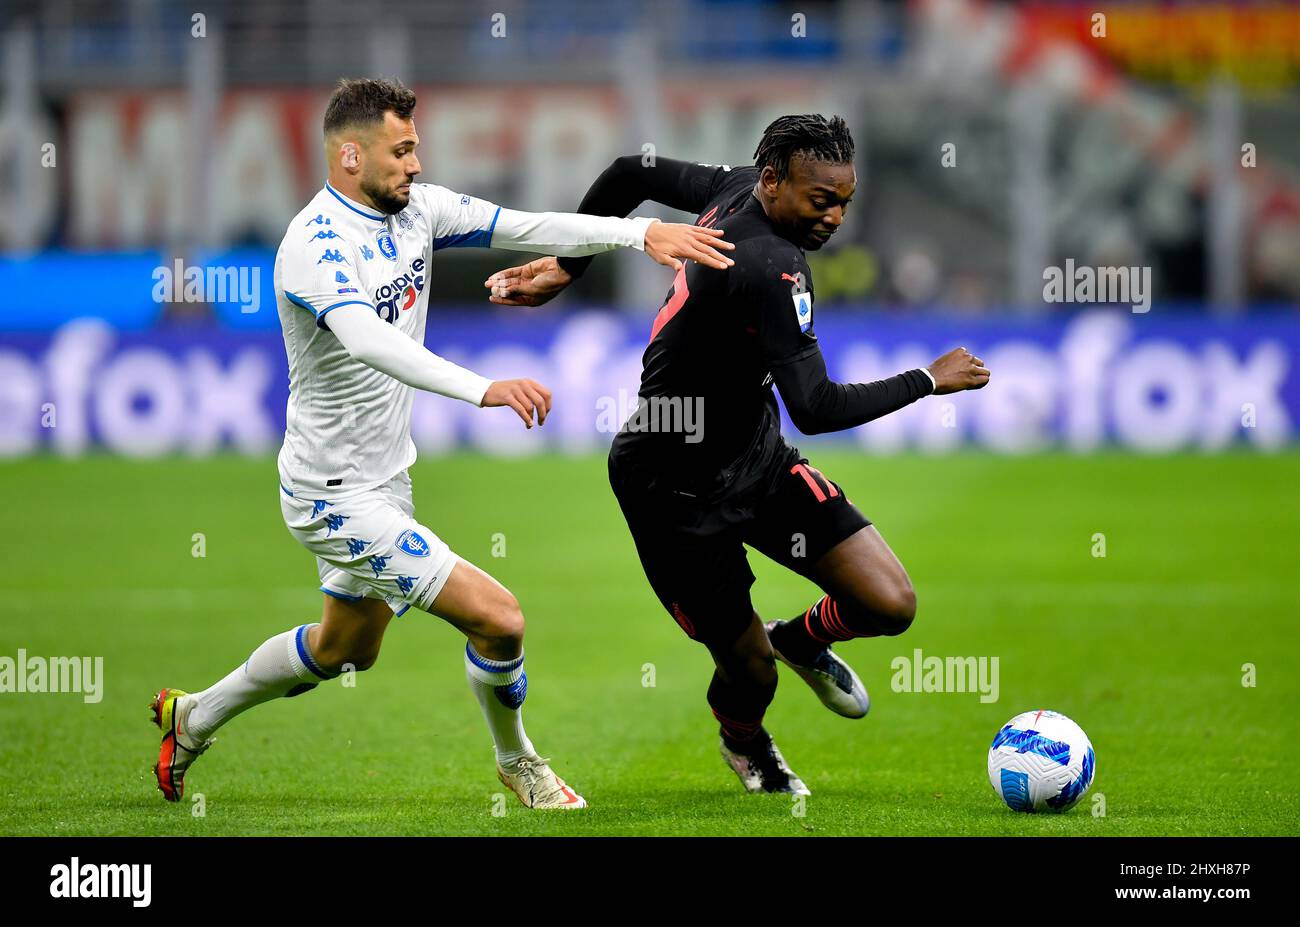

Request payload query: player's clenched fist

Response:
[482,378,553,428]
[643,220,736,271]
[926,347,990,394]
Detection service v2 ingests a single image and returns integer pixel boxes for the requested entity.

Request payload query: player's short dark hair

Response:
[753,114,855,183]
[323,78,417,136]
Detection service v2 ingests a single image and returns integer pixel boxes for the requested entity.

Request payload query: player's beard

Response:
[361,175,410,215]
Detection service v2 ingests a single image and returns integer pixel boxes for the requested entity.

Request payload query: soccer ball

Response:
[988,709,1095,813]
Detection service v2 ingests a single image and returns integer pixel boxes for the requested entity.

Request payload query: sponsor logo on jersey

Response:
[460,194,471,205]
[376,228,397,261]
[360,243,375,261]
[335,271,349,283]
[397,209,421,231]
[373,257,426,322]
[337,287,358,294]
[396,529,431,557]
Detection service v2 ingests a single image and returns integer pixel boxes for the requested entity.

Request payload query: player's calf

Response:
[705,613,779,753]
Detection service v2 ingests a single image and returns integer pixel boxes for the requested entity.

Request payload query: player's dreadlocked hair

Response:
[323,78,417,135]
[753,114,855,183]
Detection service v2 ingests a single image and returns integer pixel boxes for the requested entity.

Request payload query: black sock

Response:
[768,613,828,665]
[707,669,773,753]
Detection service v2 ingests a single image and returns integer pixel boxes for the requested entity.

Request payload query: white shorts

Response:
[279,469,458,617]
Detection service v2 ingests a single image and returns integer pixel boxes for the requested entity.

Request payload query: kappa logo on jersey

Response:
[309,229,345,243]
[360,243,375,261]
[376,228,397,261]
[317,249,348,265]
[373,257,427,322]
[304,214,331,226]
[782,271,813,333]
[396,529,431,557]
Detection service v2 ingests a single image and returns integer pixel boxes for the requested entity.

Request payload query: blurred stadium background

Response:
[1,0,1297,835]
[2,0,1298,457]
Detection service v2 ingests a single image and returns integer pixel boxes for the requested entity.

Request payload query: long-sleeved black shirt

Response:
[568,156,934,500]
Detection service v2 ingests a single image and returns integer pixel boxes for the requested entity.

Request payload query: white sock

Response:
[463,643,535,768]
[185,624,335,742]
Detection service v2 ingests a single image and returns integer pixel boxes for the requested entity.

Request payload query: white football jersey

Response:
[274,181,498,498]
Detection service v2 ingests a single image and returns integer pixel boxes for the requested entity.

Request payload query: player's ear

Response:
[340,142,361,173]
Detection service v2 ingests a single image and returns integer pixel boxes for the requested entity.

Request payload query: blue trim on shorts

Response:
[319,586,365,603]
[281,483,295,497]
[392,602,411,618]
[294,624,333,680]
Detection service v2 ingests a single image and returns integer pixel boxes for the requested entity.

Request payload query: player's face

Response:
[771,157,856,250]
[359,112,421,215]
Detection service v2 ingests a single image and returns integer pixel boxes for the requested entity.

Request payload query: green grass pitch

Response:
[1,450,1296,836]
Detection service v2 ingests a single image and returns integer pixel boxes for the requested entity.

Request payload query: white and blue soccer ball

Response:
[988,710,1095,813]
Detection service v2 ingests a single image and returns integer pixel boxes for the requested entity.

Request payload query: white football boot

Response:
[497,754,587,809]
[765,620,870,719]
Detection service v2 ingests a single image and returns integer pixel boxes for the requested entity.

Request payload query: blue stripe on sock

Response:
[295,624,334,680]
[464,642,523,673]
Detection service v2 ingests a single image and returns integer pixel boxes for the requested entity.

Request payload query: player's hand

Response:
[643,220,736,271]
[926,347,990,394]
[484,257,573,307]
[481,378,552,428]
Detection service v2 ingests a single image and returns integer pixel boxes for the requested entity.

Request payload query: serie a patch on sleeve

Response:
[793,290,813,333]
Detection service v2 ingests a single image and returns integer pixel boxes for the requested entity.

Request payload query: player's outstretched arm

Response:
[483,156,738,306]
[324,303,549,428]
[490,210,733,270]
[774,347,989,435]
[483,225,733,306]
[554,156,734,279]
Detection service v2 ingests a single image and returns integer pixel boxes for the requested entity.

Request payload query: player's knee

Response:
[482,589,526,646]
[874,581,917,636]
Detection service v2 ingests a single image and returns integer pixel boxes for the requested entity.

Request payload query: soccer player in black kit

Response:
[485,115,990,794]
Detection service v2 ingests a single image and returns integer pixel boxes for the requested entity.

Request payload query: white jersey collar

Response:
[324,181,387,223]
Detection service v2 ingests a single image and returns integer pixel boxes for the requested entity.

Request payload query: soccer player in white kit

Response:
[149,78,734,810]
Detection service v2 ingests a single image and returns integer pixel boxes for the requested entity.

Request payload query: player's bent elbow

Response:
[611,154,644,177]
[786,406,829,436]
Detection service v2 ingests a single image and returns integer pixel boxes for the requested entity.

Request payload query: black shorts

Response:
[609,453,871,647]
